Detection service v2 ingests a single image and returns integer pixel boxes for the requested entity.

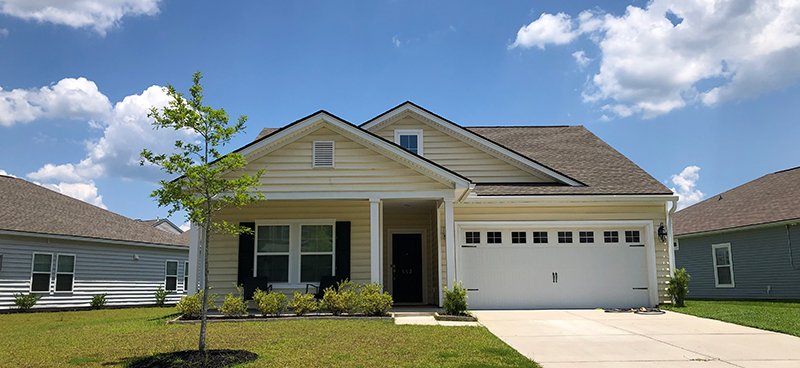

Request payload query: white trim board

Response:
[0,230,189,251]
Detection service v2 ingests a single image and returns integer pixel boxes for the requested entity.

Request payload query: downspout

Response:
[788,224,800,270]
[667,200,678,277]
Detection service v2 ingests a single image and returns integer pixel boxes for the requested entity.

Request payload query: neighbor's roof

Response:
[674,166,800,236]
[0,175,189,247]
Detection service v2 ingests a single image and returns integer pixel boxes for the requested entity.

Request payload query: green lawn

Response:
[0,307,539,368]
[663,300,800,337]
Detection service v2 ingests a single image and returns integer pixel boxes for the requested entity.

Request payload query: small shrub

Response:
[90,293,108,309]
[219,284,249,317]
[176,290,218,319]
[12,293,41,310]
[443,280,468,316]
[320,279,360,315]
[667,268,691,307]
[359,283,393,316]
[253,289,288,316]
[290,292,318,316]
[154,286,171,307]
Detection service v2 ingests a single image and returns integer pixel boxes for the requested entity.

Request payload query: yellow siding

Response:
[371,116,553,183]
[207,200,370,297]
[230,126,452,193]
[448,203,672,304]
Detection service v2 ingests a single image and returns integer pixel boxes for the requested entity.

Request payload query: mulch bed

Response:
[128,349,257,368]
[434,312,477,322]
[168,313,392,324]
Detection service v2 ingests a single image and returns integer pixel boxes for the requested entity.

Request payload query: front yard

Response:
[0,307,540,368]
[663,300,800,337]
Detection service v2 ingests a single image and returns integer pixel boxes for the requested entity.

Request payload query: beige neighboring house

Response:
[192,102,677,309]
[0,175,189,310]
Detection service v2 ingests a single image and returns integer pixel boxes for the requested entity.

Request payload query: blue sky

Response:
[1,0,799,227]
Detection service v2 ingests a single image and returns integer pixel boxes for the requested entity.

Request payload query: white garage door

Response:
[457,225,651,309]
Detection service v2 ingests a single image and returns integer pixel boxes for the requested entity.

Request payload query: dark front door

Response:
[392,233,423,303]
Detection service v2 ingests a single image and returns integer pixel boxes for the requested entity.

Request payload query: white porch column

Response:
[444,199,456,288]
[188,222,201,295]
[370,198,381,284]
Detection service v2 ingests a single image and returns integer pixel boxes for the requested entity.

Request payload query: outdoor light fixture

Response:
[658,222,668,243]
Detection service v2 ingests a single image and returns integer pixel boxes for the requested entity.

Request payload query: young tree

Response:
[141,71,264,351]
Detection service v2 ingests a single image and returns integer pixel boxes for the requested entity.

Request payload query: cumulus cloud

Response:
[0,0,162,35]
[179,222,190,232]
[0,77,111,127]
[670,165,704,210]
[0,28,8,37]
[0,169,17,177]
[510,0,800,119]
[392,35,401,47]
[39,181,106,209]
[572,50,592,69]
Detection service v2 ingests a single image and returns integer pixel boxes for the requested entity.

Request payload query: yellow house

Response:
[189,102,678,309]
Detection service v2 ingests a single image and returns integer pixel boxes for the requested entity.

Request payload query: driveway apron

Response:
[472,310,800,368]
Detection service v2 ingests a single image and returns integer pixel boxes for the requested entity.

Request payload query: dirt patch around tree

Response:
[128,349,257,368]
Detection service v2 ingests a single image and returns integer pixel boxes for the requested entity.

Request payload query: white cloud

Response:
[0,0,162,35]
[179,222,190,232]
[392,35,401,47]
[572,50,592,69]
[670,165,704,210]
[510,12,578,49]
[0,169,17,177]
[0,77,112,126]
[0,28,8,37]
[511,0,800,118]
[40,181,106,209]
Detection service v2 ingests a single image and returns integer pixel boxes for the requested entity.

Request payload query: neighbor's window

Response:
[558,231,573,244]
[55,255,75,292]
[465,232,480,244]
[604,231,619,243]
[255,221,335,285]
[31,253,53,292]
[487,232,502,244]
[394,129,423,155]
[532,231,548,244]
[625,230,641,243]
[165,261,178,291]
[184,261,189,292]
[256,225,291,283]
[300,224,334,283]
[511,231,527,244]
[712,243,734,287]
[579,231,594,243]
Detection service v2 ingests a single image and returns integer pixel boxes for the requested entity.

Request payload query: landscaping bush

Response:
[90,293,107,309]
[320,279,361,315]
[253,289,288,316]
[290,292,318,316]
[12,293,41,310]
[667,268,691,307]
[443,280,468,316]
[176,290,218,319]
[219,284,249,317]
[154,286,170,307]
[359,283,393,316]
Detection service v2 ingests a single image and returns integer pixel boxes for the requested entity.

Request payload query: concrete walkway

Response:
[472,310,800,368]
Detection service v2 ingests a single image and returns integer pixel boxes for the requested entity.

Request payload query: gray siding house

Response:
[0,175,190,310]
[674,167,800,300]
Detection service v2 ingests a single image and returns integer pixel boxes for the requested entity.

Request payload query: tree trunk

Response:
[198,222,210,351]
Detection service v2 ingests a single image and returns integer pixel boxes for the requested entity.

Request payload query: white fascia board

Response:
[463,194,679,205]
[238,112,470,189]
[0,230,190,251]
[362,103,582,186]
[260,190,456,201]
[675,218,800,239]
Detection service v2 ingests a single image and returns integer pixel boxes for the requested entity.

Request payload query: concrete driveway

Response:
[472,310,800,368]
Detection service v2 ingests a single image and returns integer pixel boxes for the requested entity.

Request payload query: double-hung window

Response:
[394,129,423,155]
[184,261,190,292]
[55,255,75,292]
[255,220,335,285]
[165,261,178,291]
[31,253,53,292]
[712,243,734,287]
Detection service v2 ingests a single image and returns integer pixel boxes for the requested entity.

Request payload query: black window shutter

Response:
[237,222,256,289]
[335,221,351,280]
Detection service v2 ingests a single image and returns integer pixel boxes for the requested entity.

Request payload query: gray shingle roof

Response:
[466,126,673,196]
[674,166,800,236]
[0,175,188,247]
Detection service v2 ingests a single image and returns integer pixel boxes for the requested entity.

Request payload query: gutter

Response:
[667,199,677,277]
[456,183,477,203]
[463,194,679,204]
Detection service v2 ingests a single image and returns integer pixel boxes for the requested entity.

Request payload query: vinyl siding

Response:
[0,234,188,310]
[370,116,553,183]
[447,202,671,304]
[675,224,800,300]
[208,200,371,297]
[231,126,452,193]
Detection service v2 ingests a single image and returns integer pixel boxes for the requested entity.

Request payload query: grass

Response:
[663,300,800,337]
[0,307,540,368]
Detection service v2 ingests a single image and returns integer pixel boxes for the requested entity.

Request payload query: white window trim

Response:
[54,254,76,293]
[394,129,424,156]
[712,243,735,288]
[30,252,53,293]
[254,219,336,287]
[183,261,189,293]
[312,140,335,168]
[165,260,179,292]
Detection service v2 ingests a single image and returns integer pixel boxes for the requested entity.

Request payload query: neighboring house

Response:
[191,102,677,309]
[0,175,190,310]
[674,167,800,300]
[136,218,185,235]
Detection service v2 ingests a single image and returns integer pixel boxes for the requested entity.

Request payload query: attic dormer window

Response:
[394,129,423,156]
[313,141,334,168]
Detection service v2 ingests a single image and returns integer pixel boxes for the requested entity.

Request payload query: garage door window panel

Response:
[712,243,734,287]
[558,231,573,244]
[487,232,502,244]
[604,231,619,243]
[511,232,527,244]
[579,231,594,243]
[532,232,548,244]
[465,232,480,244]
[625,231,640,243]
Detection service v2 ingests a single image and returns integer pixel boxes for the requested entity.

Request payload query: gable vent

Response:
[313,141,335,168]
